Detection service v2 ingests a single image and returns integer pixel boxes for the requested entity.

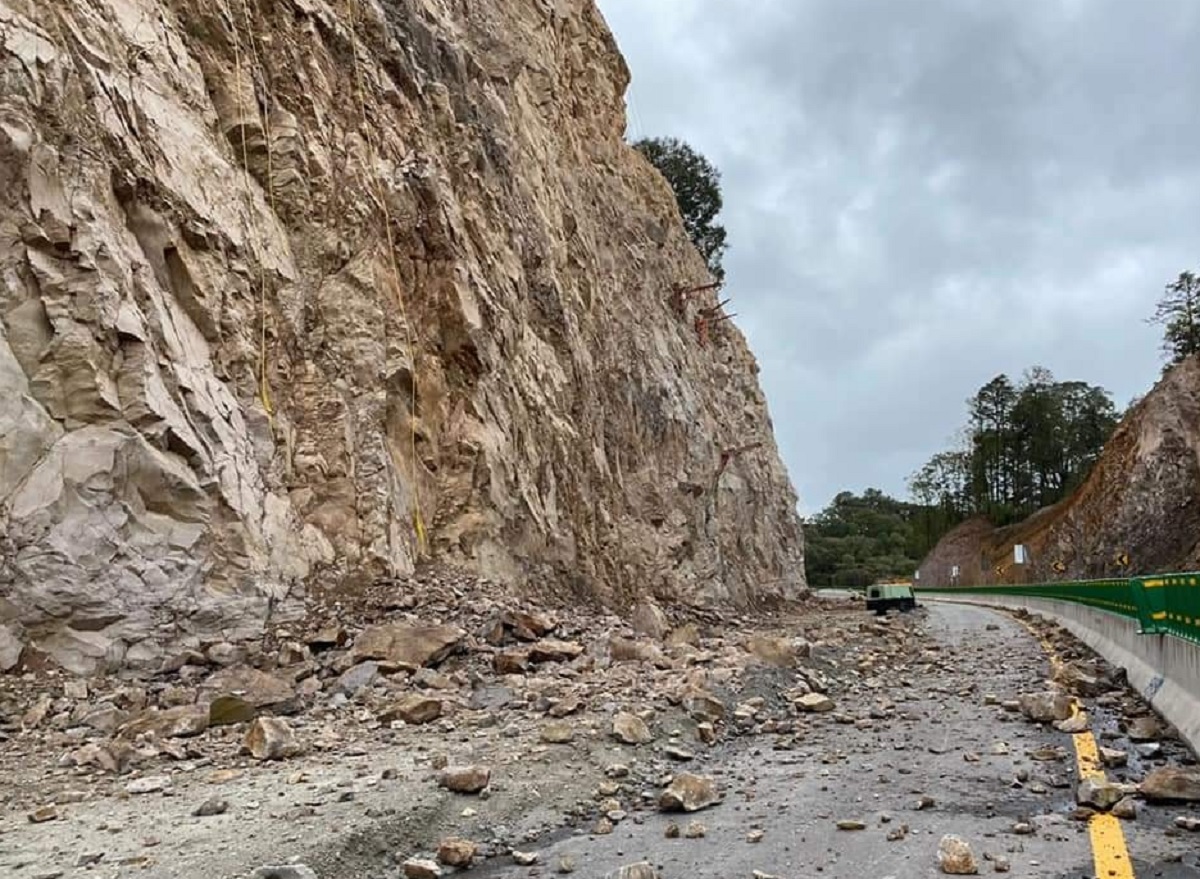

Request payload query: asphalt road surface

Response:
[475,603,1200,879]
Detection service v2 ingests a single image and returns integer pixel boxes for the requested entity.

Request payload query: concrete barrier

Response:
[926,594,1200,755]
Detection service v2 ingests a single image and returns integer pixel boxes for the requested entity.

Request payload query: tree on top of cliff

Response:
[634,136,728,281]
[1150,270,1200,365]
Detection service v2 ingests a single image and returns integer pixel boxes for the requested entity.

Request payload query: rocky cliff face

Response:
[919,356,1200,587]
[0,0,805,673]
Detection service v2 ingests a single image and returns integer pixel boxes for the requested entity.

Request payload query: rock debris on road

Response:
[2,578,1198,879]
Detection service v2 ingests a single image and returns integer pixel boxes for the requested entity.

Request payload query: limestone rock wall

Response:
[0,0,805,673]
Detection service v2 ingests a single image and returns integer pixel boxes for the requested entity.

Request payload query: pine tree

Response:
[1150,271,1200,365]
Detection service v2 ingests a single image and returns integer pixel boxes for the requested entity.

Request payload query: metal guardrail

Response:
[917,574,1200,646]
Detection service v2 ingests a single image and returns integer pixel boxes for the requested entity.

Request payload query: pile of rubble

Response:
[13,585,1195,878]
[0,571,877,876]
[1007,614,1200,834]
[1,571,846,795]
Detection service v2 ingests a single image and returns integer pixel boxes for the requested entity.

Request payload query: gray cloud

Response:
[598,0,1188,512]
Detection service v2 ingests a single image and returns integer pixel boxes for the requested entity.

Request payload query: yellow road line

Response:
[1012,616,1136,879]
[1071,724,1134,877]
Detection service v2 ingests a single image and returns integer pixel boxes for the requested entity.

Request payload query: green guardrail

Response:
[917,574,1200,646]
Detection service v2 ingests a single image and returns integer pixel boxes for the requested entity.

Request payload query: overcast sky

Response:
[596,0,1192,514]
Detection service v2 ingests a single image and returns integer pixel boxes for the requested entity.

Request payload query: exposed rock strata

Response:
[919,355,1200,585]
[0,0,804,673]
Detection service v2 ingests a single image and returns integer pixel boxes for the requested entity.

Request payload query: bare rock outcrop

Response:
[919,355,1200,585]
[0,0,804,673]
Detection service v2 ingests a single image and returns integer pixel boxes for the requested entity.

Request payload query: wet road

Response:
[475,603,1200,879]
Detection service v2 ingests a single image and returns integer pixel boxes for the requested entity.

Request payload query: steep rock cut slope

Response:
[919,356,1200,586]
[0,0,804,672]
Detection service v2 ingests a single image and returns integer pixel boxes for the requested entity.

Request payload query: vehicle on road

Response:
[865,581,918,615]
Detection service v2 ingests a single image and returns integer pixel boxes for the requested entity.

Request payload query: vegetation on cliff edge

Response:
[634,136,728,281]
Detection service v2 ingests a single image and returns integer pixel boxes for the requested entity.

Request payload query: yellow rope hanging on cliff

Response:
[222,0,274,423]
[238,0,277,423]
[346,0,428,557]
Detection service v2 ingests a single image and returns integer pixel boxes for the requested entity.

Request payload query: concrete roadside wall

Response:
[926,595,1200,755]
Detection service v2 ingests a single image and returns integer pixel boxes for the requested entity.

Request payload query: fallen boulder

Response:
[609,636,662,664]
[682,688,726,723]
[1139,766,1200,802]
[493,648,530,675]
[528,639,584,663]
[244,717,302,761]
[352,624,464,668]
[402,859,442,879]
[612,712,653,745]
[378,695,443,726]
[202,666,297,712]
[438,766,491,794]
[744,635,796,667]
[117,704,209,740]
[502,610,556,641]
[658,773,720,812]
[1018,692,1073,723]
[937,835,978,875]
[437,837,477,867]
[1126,715,1162,742]
[208,695,256,727]
[605,864,658,879]
[1077,777,1132,810]
[795,692,835,713]
[1057,661,1111,697]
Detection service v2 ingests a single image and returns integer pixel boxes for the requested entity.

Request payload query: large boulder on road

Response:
[1018,691,1073,723]
[1140,766,1200,802]
[658,773,720,812]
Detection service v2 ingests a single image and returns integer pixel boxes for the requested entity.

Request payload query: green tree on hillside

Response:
[815,370,1122,585]
[634,136,728,280]
[1150,270,1200,365]
[907,450,972,551]
[911,368,1118,527]
[968,374,1017,512]
[804,489,925,588]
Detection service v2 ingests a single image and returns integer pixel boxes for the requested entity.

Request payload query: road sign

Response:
[1014,544,1028,564]
[1115,552,1130,568]
[1052,560,1067,574]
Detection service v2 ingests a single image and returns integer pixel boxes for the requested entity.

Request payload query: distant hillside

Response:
[919,355,1200,585]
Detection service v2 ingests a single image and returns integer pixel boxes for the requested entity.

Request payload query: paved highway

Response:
[475,604,1199,879]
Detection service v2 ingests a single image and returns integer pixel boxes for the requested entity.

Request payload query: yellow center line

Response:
[1014,618,1136,879]
[1071,712,1135,878]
